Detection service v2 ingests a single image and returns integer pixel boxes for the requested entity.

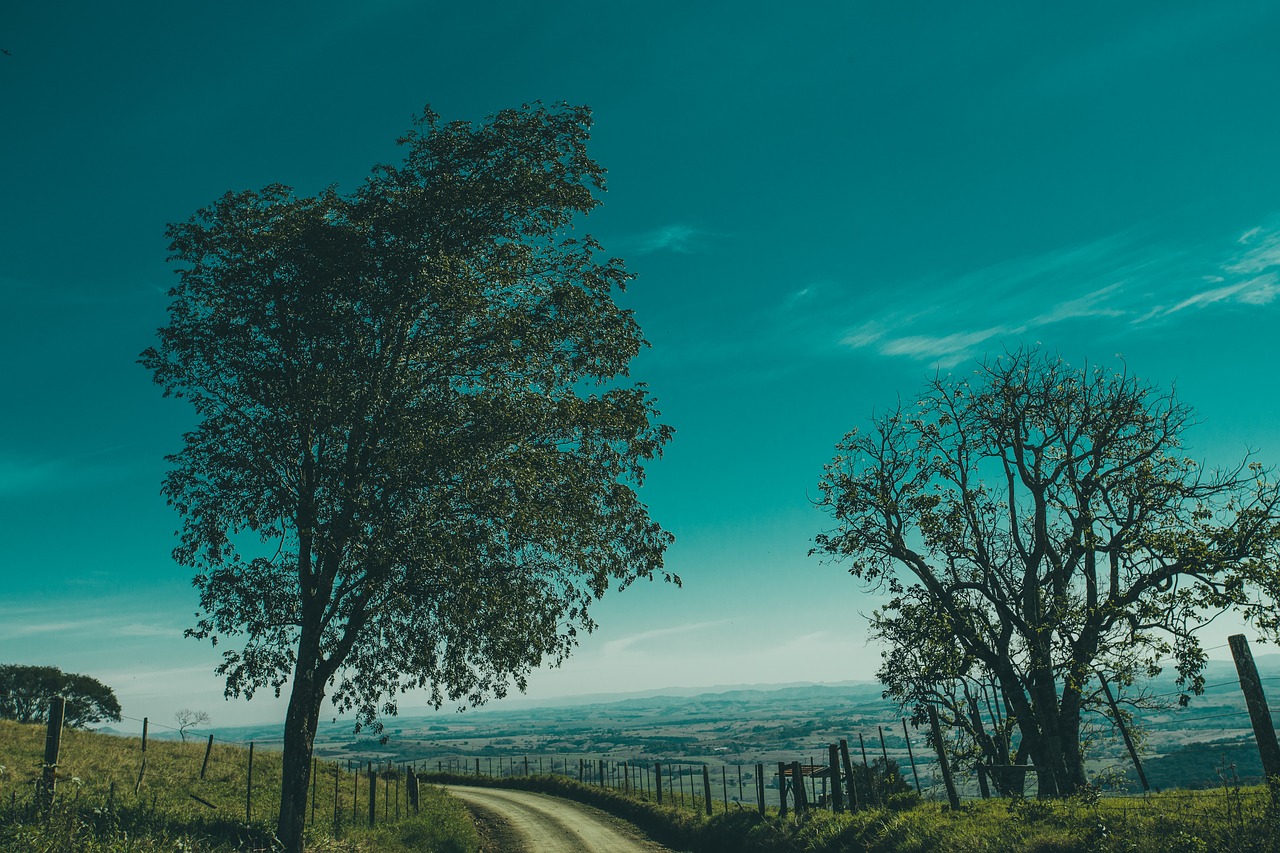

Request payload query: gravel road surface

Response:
[445,785,675,853]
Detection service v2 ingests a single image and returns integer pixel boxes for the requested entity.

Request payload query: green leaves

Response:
[814,346,1280,796]
[0,665,121,728]
[142,102,674,724]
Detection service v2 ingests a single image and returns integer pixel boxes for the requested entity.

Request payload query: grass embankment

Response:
[0,719,478,852]
[423,769,1279,853]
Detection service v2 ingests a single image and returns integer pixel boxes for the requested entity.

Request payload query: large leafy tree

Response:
[0,664,122,728]
[140,103,674,852]
[813,348,1279,797]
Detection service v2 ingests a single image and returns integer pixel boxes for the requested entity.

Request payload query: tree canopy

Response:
[0,664,122,728]
[813,348,1280,797]
[140,102,674,851]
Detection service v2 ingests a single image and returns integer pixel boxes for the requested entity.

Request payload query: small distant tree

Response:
[0,665,122,728]
[141,103,674,853]
[174,708,210,742]
[814,348,1280,797]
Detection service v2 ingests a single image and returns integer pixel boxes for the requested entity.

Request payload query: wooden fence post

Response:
[777,762,788,817]
[702,764,713,816]
[878,726,893,797]
[38,696,65,813]
[654,762,662,804]
[902,719,922,793]
[246,742,254,823]
[134,716,149,794]
[927,705,960,810]
[333,764,340,832]
[1230,634,1280,792]
[200,734,214,780]
[858,734,875,805]
[368,761,376,827]
[963,693,996,799]
[839,738,858,810]
[828,743,844,812]
[791,761,807,814]
[755,763,765,815]
[1096,672,1149,792]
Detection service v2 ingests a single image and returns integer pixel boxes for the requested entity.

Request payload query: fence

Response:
[0,709,432,833]
[5,635,1279,831]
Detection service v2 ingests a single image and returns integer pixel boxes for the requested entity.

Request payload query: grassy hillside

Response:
[423,768,1280,853]
[0,719,478,852]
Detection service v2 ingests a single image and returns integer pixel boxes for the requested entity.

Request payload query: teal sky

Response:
[3,1,1279,728]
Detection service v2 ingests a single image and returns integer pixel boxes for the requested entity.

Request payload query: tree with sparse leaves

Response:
[0,665,122,728]
[814,348,1280,797]
[174,708,209,742]
[141,103,675,853]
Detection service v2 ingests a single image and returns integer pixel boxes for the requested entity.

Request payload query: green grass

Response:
[9,717,1273,852]
[420,769,1280,853]
[0,719,477,852]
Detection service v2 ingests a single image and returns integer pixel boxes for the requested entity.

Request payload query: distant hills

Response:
[152,653,1280,793]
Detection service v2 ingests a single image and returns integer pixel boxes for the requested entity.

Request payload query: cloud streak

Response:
[833,219,1280,368]
[617,223,705,255]
[600,619,733,656]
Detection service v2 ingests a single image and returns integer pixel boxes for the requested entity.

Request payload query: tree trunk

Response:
[277,636,325,853]
[1057,690,1087,792]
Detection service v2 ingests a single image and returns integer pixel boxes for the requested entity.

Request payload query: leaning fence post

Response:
[901,719,922,794]
[1230,634,1280,795]
[1096,672,1149,792]
[858,734,875,805]
[839,738,858,810]
[134,716,149,795]
[38,696,65,814]
[200,734,214,780]
[927,705,961,810]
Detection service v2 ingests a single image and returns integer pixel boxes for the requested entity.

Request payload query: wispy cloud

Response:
[617,223,705,255]
[600,619,732,656]
[832,219,1280,368]
[115,623,185,639]
[0,606,184,643]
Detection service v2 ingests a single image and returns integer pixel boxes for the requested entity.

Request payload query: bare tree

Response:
[174,708,209,742]
[814,348,1280,796]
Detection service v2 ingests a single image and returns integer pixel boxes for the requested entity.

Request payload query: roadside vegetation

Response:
[0,719,478,852]
[424,769,1279,853]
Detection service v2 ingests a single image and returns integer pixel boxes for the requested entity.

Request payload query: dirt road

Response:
[444,785,675,853]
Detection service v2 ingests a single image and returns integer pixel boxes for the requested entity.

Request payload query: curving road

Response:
[444,785,675,853]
